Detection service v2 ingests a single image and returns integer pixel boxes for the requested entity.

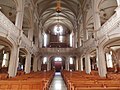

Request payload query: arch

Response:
[0,0,17,24]
[101,36,120,73]
[101,35,120,49]
[19,48,28,55]
[0,35,18,75]
[49,56,66,71]
[18,47,31,73]
[0,35,17,50]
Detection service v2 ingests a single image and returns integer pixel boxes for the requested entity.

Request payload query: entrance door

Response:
[54,61,62,72]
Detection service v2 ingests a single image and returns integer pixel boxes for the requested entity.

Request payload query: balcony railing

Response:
[0,11,38,52]
[39,48,78,55]
[0,11,20,38]
[82,12,120,52]
[97,13,120,39]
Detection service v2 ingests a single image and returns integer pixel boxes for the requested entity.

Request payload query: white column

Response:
[28,28,33,41]
[65,57,70,71]
[65,59,67,70]
[98,46,107,77]
[49,60,51,71]
[25,52,31,73]
[47,59,50,71]
[82,11,88,41]
[92,0,101,38]
[74,31,78,48]
[115,1,120,16]
[47,34,50,47]
[8,46,19,77]
[39,28,42,48]
[117,0,120,6]
[35,34,39,47]
[75,57,79,70]
[33,56,38,72]
[73,31,78,48]
[70,33,73,47]
[77,24,80,47]
[93,12,101,31]
[67,58,70,71]
[38,59,42,71]
[28,9,34,41]
[96,48,99,68]
[79,57,84,71]
[85,54,91,74]
[15,0,25,29]
[78,37,82,47]
[92,0,101,70]
[67,62,69,71]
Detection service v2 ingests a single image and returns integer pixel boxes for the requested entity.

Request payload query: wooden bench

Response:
[0,79,44,90]
[0,73,8,80]
[0,70,55,90]
[61,70,120,90]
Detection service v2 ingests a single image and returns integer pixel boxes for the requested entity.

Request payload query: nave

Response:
[49,72,67,90]
[0,0,120,90]
[0,69,119,90]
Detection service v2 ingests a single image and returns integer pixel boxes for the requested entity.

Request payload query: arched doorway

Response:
[51,56,65,72]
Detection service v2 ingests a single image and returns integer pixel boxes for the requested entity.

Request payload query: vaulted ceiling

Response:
[0,0,117,48]
[34,0,83,33]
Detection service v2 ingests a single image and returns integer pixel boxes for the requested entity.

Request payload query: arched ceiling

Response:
[0,0,16,23]
[35,0,83,33]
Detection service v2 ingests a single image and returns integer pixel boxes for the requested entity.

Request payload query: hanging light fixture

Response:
[57,18,60,32]
[56,0,61,34]
[53,0,63,35]
[56,0,61,13]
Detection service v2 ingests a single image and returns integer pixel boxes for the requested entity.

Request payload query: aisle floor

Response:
[49,72,67,90]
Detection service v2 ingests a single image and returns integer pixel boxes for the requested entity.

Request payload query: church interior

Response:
[0,0,120,90]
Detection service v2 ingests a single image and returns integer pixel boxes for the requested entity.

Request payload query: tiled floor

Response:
[49,72,67,90]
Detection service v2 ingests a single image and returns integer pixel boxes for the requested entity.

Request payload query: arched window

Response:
[43,57,47,64]
[70,34,73,47]
[70,57,73,64]
[53,25,63,35]
[106,51,113,68]
[54,57,62,61]
[43,33,47,47]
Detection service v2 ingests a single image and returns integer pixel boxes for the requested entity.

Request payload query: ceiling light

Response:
[56,0,61,13]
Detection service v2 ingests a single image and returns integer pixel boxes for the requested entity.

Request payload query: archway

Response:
[17,48,27,72]
[103,38,120,73]
[51,56,65,72]
[0,36,14,75]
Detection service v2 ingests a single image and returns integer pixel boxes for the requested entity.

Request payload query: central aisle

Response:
[49,72,67,90]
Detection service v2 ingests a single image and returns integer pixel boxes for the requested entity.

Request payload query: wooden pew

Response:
[0,73,8,80]
[74,87,120,90]
[0,70,55,90]
[0,79,44,90]
[61,70,120,90]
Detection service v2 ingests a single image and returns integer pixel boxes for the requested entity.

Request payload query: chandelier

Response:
[56,0,61,13]
[53,0,63,35]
